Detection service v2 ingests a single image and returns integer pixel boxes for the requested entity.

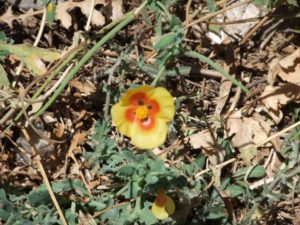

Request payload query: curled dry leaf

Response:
[270,48,300,84]
[224,110,271,165]
[69,79,96,95]
[188,129,225,165]
[189,109,273,165]
[259,83,300,124]
[224,110,271,151]
[56,0,106,28]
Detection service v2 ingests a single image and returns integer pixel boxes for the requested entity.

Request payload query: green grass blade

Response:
[184,50,250,94]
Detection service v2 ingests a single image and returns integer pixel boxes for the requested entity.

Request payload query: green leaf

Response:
[154,32,177,50]
[0,64,9,86]
[0,189,14,221]
[0,43,61,75]
[28,179,89,206]
[226,185,245,198]
[206,206,226,219]
[287,0,299,6]
[27,187,51,206]
[248,165,266,178]
[117,165,136,178]
[145,173,159,184]
[206,0,218,12]
[88,200,107,211]
[123,181,140,199]
[169,15,182,30]
[139,205,157,225]
[195,155,207,169]
[0,31,8,43]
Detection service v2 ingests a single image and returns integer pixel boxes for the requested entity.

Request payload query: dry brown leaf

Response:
[0,7,42,28]
[54,123,65,138]
[267,57,280,85]
[189,129,225,165]
[268,48,300,84]
[214,77,232,117]
[111,0,123,21]
[70,79,96,95]
[0,0,124,29]
[56,0,123,28]
[259,83,300,124]
[278,48,300,83]
[225,110,271,150]
[0,6,14,27]
[56,0,106,28]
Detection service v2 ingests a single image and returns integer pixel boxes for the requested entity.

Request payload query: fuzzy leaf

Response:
[154,32,177,50]
[0,64,9,86]
[140,206,157,225]
[226,185,245,198]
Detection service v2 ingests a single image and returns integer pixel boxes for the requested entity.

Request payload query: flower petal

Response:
[151,193,175,220]
[120,85,154,106]
[131,118,168,149]
[111,103,133,137]
[151,202,169,220]
[165,196,175,216]
[147,87,175,122]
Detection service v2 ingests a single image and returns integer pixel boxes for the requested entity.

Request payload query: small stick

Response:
[240,15,269,45]
[255,120,300,148]
[184,0,252,29]
[195,158,236,178]
[21,128,68,225]
[85,0,95,31]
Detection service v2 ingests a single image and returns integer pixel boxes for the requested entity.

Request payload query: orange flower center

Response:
[136,105,149,120]
[155,189,167,207]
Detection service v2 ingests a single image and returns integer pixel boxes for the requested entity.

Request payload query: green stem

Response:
[151,51,173,86]
[184,50,250,94]
[35,0,149,116]
[35,12,137,116]
[0,47,82,138]
[151,64,166,86]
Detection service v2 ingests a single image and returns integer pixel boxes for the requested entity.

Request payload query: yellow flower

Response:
[151,189,175,220]
[111,85,175,149]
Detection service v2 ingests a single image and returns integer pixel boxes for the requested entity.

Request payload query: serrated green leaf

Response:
[154,32,177,50]
[27,187,51,206]
[206,0,218,12]
[206,206,226,219]
[148,159,165,171]
[28,179,89,206]
[65,208,77,225]
[226,185,245,198]
[117,165,136,178]
[0,189,14,221]
[145,174,159,184]
[169,15,182,30]
[139,206,157,225]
